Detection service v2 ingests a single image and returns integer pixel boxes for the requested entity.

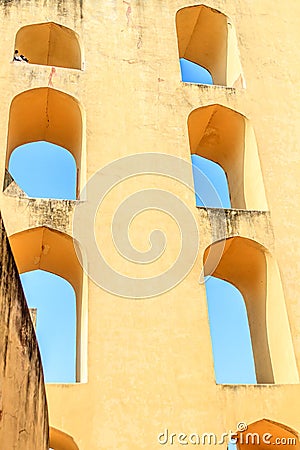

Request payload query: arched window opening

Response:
[21,270,76,382]
[179,58,213,84]
[235,419,300,449]
[9,227,86,383]
[5,87,83,199]
[188,104,268,210]
[176,4,244,87]
[49,427,79,450]
[8,142,77,200]
[204,237,299,384]
[14,22,82,70]
[205,277,256,384]
[191,154,230,208]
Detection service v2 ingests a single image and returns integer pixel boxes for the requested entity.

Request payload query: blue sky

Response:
[8,59,256,385]
[9,142,76,200]
[180,58,213,84]
[20,270,76,382]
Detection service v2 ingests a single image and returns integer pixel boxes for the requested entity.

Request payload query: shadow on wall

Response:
[49,426,79,450]
[9,226,86,383]
[4,87,83,199]
[21,270,76,383]
[234,419,300,449]
[188,104,268,210]
[0,214,48,448]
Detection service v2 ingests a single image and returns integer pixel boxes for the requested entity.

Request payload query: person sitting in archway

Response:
[20,54,29,63]
[13,50,28,63]
[13,50,22,61]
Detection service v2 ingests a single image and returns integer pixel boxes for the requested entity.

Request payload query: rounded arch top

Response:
[49,427,79,450]
[10,226,88,383]
[175,4,244,87]
[9,226,83,299]
[236,418,300,449]
[14,21,82,70]
[187,103,268,211]
[203,236,268,282]
[176,3,228,15]
[188,103,247,156]
[6,86,83,172]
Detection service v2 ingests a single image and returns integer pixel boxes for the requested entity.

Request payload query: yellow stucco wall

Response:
[0,0,300,449]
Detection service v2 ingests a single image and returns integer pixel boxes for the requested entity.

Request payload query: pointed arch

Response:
[49,426,79,450]
[203,237,299,384]
[235,419,300,449]
[5,87,84,198]
[176,4,244,87]
[188,104,268,210]
[9,227,87,382]
[14,22,82,70]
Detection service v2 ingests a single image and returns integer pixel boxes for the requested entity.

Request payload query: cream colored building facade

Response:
[0,0,300,449]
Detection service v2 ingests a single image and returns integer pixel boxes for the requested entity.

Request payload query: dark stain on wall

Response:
[0,0,20,16]
[28,198,75,233]
[0,0,83,20]
[0,0,18,5]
